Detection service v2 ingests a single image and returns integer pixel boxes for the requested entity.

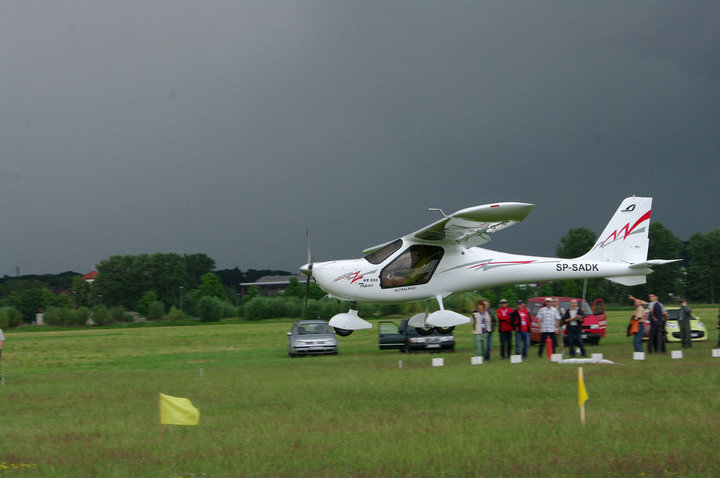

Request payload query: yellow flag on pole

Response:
[159,393,200,426]
[578,367,589,408]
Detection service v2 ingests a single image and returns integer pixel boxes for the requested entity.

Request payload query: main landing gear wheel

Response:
[415,325,435,336]
[334,327,353,337]
[435,326,455,335]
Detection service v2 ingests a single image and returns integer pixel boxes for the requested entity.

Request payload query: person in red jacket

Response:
[511,300,532,359]
[496,299,515,359]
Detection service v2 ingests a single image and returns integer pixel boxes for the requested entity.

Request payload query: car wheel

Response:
[435,326,455,335]
[334,327,353,337]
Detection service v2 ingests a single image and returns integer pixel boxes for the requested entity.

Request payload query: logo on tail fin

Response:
[591,210,651,252]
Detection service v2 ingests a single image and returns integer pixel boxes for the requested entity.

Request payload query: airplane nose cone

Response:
[300,263,312,276]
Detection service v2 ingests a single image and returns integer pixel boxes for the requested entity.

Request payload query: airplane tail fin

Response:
[580,197,653,264]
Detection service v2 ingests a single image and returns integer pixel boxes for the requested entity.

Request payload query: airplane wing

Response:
[363,202,535,254]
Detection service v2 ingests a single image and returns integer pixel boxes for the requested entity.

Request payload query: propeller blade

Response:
[303,228,313,320]
[304,274,311,320]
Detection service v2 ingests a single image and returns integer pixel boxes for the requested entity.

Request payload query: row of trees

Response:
[552,223,720,305]
[0,224,719,328]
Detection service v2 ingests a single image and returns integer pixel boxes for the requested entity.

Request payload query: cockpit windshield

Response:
[364,239,403,265]
[380,245,444,289]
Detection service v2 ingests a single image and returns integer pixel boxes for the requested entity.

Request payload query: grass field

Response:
[1,307,719,477]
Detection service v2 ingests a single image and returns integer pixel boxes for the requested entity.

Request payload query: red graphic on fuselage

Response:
[334,271,364,284]
[600,210,651,247]
[468,260,536,271]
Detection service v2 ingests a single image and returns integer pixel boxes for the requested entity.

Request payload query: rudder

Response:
[581,197,652,264]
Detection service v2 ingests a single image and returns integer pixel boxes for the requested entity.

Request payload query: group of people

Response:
[628,293,704,353]
[472,294,720,360]
[469,297,587,360]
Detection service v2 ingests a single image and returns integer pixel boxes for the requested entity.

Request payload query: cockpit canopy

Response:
[362,240,444,289]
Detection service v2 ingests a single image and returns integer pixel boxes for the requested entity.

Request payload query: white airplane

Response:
[300,196,678,336]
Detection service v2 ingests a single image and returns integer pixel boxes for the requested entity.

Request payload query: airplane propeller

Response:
[301,229,313,320]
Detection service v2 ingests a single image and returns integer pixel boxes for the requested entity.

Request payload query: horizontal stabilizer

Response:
[608,275,647,286]
[426,310,470,328]
[629,259,682,269]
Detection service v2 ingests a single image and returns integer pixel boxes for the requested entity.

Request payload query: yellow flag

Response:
[159,393,200,426]
[578,368,589,408]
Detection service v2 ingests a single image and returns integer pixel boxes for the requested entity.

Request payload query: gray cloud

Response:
[1,1,718,275]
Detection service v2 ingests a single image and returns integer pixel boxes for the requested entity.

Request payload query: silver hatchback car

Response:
[287,320,338,357]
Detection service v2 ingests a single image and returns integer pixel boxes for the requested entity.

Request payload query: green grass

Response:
[1,307,719,477]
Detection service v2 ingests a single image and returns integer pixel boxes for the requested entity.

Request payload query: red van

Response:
[527,297,606,345]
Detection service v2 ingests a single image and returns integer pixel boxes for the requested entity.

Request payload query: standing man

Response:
[470,301,492,359]
[716,300,720,347]
[0,326,4,377]
[630,293,667,353]
[563,299,586,357]
[537,298,561,358]
[482,300,497,361]
[511,300,532,359]
[678,299,693,349]
[496,299,514,359]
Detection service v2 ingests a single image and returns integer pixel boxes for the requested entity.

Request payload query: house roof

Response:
[240,274,307,287]
[83,271,98,280]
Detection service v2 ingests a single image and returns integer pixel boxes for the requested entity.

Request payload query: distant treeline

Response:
[0,266,291,297]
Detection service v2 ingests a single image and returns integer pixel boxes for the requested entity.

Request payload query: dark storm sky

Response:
[1,1,719,275]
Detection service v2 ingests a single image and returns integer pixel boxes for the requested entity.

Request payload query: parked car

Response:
[287,320,338,357]
[378,318,455,352]
[527,297,606,345]
[642,308,707,342]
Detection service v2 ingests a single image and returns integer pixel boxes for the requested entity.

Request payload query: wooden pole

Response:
[158,393,163,438]
[579,367,586,425]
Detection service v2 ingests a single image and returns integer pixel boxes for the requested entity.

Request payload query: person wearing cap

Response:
[678,299,692,349]
[537,297,561,358]
[496,299,514,359]
[511,299,531,359]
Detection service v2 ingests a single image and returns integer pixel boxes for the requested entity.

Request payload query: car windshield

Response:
[666,309,689,320]
[557,301,592,315]
[293,323,333,335]
[530,300,593,316]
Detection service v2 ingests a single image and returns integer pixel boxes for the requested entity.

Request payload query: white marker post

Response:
[712,349,720,358]
[432,358,444,367]
[470,356,484,365]
[510,354,523,364]
[671,350,683,359]
[633,352,645,360]
[591,353,604,363]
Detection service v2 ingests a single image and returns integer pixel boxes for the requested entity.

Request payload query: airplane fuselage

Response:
[310,240,648,304]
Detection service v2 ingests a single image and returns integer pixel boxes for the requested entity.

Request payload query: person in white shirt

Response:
[537,298,560,358]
